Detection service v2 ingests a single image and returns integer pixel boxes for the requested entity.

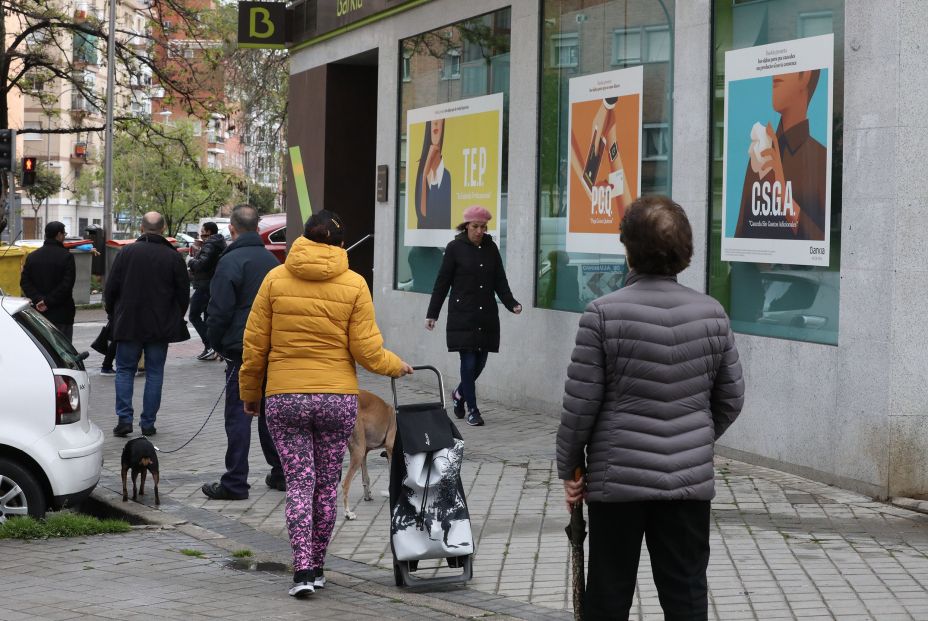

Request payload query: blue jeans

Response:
[457,351,489,412]
[115,341,168,429]
[220,361,283,496]
[189,286,210,347]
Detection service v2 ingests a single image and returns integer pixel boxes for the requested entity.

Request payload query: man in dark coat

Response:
[201,205,284,500]
[105,211,190,437]
[187,221,226,360]
[20,221,76,340]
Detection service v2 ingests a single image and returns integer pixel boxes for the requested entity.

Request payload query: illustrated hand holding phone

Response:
[582,97,632,218]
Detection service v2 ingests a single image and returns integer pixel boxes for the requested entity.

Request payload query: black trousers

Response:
[219,361,282,496]
[585,500,710,621]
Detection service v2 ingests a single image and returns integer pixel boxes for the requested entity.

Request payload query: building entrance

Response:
[287,49,379,291]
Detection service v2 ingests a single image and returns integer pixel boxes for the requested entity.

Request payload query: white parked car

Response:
[0,296,103,522]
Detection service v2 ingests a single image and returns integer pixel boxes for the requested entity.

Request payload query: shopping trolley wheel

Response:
[394,562,406,587]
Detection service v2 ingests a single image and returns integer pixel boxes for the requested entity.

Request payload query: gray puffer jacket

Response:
[556,271,744,503]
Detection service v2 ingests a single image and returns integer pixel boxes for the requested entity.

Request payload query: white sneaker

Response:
[313,569,325,589]
[288,581,314,598]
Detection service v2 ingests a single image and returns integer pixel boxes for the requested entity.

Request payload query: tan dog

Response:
[343,390,396,520]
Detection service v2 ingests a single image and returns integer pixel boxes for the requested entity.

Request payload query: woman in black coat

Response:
[426,206,521,426]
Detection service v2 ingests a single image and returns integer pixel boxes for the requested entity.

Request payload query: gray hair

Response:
[230,204,259,232]
[141,211,165,233]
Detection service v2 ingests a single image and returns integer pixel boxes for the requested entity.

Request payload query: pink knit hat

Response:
[462,205,492,223]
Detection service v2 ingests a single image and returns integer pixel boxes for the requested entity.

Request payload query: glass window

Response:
[22,121,42,141]
[537,1,675,313]
[642,123,669,161]
[708,0,844,346]
[552,33,580,68]
[269,227,287,243]
[15,307,84,371]
[440,50,461,80]
[644,26,670,62]
[612,29,642,65]
[401,52,412,82]
[798,11,834,38]
[395,9,511,295]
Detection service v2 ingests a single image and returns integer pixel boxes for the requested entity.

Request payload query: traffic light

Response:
[0,129,15,171]
[22,157,37,187]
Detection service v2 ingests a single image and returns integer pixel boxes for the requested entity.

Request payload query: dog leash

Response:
[151,362,236,454]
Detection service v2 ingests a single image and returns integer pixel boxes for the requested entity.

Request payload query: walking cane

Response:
[565,467,586,620]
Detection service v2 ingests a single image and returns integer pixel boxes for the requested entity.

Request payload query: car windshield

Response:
[14,307,84,371]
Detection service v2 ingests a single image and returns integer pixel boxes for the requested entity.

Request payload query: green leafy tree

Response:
[108,120,232,236]
[247,183,278,215]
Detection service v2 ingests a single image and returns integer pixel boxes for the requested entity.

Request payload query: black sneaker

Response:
[451,389,465,419]
[195,347,211,360]
[466,410,484,426]
[290,569,315,598]
[100,367,115,376]
[113,422,133,437]
[141,426,156,437]
[313,567,325,589]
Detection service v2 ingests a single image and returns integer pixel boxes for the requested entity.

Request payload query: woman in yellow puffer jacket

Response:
[240,209,412,598]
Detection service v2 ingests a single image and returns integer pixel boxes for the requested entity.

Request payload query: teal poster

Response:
[721,34,834,267]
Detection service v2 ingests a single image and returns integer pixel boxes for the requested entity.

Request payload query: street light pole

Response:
[103,0,117,268]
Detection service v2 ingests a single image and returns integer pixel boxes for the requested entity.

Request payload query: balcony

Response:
[71,142,89,164]
[70,93,97,117]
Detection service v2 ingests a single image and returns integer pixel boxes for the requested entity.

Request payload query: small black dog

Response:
[121,437,160,505]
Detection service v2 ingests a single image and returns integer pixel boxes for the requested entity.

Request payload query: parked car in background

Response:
[258,213,287,263]
[172,233,197,256]
[0,297,103,522]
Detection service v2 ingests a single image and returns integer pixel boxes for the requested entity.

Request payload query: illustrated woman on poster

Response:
[570,97,634,222]
[735,69,827,241]
[414,118,452,230]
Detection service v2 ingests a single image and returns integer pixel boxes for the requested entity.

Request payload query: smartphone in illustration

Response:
[582,134,606,192]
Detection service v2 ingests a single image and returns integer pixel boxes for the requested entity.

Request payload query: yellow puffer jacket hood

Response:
[239,236,404,401]
[285,235,349,281]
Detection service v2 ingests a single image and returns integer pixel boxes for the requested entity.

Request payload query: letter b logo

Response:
[249,8,274,39]
[238,2,286,48]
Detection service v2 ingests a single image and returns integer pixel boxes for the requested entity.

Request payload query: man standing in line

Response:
[201,205,285,500]
[105,212,190,437]
[187,221,227,361]
[20,221,76,340]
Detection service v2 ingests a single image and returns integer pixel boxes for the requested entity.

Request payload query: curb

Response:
[889,496,928,515]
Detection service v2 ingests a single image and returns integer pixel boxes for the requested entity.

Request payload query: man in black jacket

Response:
[187,221,226,361]
[20,221,76,340]
[200,205,283,500]
[105,212,190,437]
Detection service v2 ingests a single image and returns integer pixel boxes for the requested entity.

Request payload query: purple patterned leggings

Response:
[265,393,357,572]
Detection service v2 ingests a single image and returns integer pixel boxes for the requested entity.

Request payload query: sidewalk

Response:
[14,314,927,620]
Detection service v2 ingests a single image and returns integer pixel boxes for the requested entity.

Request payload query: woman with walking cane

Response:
[557,195,745,620]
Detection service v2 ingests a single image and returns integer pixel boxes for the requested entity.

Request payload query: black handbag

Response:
[90,323,111,355]
[395,402,455,454]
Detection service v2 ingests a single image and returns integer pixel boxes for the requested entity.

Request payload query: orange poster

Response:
[565,66,642,255]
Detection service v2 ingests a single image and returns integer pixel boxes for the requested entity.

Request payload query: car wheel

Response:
[0,459,47,523]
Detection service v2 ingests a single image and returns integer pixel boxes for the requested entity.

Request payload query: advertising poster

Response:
[721,34,834,266]
[565,66,642,255]
[404,93,504,248]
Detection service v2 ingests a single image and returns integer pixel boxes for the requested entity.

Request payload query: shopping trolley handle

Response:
[391,365,446,411]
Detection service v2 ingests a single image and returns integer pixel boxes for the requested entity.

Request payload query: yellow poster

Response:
[404,93,504,247]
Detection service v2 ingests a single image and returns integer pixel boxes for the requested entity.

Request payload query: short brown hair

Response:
[619,195,693,276]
